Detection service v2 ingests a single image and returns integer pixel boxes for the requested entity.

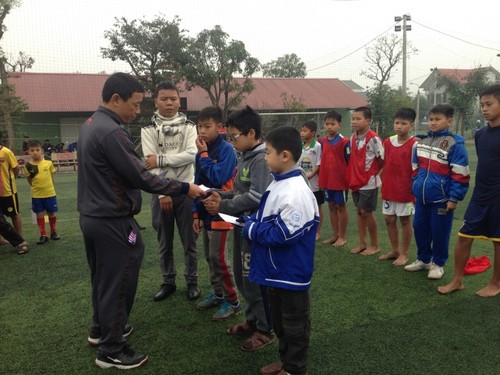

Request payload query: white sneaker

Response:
[428,263,444,280]
[404,260,432,272]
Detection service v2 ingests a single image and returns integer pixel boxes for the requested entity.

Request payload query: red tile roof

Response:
[8,72,367,113]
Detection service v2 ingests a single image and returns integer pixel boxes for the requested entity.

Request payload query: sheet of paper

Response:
[199,184,211,192]
[218,213,244,227]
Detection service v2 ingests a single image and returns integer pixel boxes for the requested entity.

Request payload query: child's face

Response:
[154,89,180,118]
[264,143,284,174]
[480,94,500,125]
[324,118,341,137]
[351,111,371,133]
[226,125,250,152]
[29,146,43,161]
[393,118,413,137]
[428,112,452,133]
[300,126,315,142]
[197,118,221,143]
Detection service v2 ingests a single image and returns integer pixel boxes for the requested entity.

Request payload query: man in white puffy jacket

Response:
[141,82,200,301]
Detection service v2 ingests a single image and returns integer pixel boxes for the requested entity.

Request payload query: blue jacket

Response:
[243,168,319,291]
[411,129,470,204]
[193,135,237,229]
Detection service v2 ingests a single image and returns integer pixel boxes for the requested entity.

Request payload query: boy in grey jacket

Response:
[204,106,275,352]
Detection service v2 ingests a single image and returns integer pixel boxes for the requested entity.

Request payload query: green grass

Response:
[1,144,500,374]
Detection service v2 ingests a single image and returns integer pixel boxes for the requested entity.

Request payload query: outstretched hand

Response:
[187,183,207,199]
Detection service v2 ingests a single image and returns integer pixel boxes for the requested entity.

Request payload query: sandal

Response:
[240,331,277,352]
[226,320,256,336]
[17,241,29,255]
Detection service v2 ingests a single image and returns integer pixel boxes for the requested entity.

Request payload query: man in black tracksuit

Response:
[77,73,205,370]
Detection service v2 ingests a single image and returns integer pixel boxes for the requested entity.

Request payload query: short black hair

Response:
[28,140,41,148]
[353,106,372,119]
[226,105,262,139]
[394,107,416,122]
[265,126,302,162]
[153,81,179,99]
[430,104,454,118]
[324,110,342,123]
[301,121,317,133]
[102,72,145,103]
[480,84,500,102]
[198,106,223,124]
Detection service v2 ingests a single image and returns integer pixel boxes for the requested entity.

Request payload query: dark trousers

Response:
[267,287,310,375]
[0,214,24,247]
[151,194,198,285]
[233,229,272,332]
[80,215,144,354]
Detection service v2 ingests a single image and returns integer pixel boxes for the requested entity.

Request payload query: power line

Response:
[412,19,498,52]
[307,24,396,72]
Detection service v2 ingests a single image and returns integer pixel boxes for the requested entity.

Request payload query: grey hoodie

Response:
[219,143,272,216]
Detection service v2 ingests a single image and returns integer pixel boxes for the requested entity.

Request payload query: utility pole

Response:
[395,14,411,95]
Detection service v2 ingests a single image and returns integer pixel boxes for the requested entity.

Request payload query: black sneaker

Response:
[88,324,133,347]
[95,345,148,369]
[37,236,48,245]
[50,232,61,240]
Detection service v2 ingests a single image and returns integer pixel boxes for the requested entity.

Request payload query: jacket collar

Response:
[272,167,302,181]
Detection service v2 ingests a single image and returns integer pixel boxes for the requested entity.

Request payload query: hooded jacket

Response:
[219,143,272,216]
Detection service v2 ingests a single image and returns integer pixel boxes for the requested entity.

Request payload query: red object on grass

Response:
[464,256,491,275]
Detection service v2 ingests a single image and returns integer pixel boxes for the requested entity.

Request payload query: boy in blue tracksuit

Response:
[243,126,319,375]
[193,106,241,321]
[405,104,470,280]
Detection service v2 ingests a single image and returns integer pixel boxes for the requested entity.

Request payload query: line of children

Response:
[298,121,323,241]
[192,106,241,321]
[378,108,418,266]
[318,111,351,248]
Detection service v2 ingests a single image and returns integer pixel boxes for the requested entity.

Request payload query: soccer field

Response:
[2,143,500,374]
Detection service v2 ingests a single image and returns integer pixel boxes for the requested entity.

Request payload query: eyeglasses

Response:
[228,132,245,142]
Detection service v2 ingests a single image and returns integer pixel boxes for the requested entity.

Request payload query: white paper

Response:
[199,184,211,192]
[218,213,244,227]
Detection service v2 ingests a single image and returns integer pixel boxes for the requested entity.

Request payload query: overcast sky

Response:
[3,0,499,91]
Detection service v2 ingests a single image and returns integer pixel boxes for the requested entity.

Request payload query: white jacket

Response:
[141,112,197,183]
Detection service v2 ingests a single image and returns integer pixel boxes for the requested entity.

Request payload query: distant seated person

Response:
[22,136,30,155]
[53,143,65,153]
[42,139,53,159]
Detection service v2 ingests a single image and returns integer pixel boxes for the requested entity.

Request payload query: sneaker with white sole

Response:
[428,263,444,279]
[95,345,148,369]
[404,260,431,272]
[88,324,133,346]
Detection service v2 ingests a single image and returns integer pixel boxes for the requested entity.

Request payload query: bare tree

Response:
[4,51,34,72]
[362,34,417,132]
